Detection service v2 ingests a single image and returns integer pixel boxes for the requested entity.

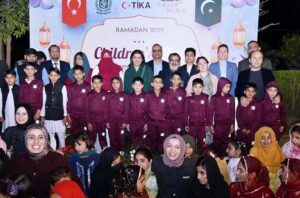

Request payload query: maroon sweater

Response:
[128,92,148,124]
[8,151,72,198]
[166,87,186,119]
[107,91,129,124]
[19,78,43,113]
[67,81,91,115]
[210,94,235,125]
[85,89,108,124]
[146,90,168,122]
[261,97,287,127]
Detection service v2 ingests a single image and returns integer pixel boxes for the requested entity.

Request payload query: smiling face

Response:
[217,46,228,61]
[166,138,181,161]
[49,46,60,60]
[73,69,85,82]
[132,81,144,93]
[249,51,263,69]
[15,107,29,125]
[75,54,84,66]
[26,129,47,154]
[197,58,209,72]
[169,55,180,72]
[192,83,204,95]
[244,87,256,99]
[152,45,163,60]
[260,132,272,148]
[135,153,151,171]
[185,51,195,65]
[170,74,182,87]
[132,53,143,67]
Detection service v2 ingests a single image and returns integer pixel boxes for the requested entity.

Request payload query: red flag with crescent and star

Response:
[62,0,86,28]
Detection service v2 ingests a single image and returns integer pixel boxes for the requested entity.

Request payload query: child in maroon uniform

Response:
[236,83,261,148]
[261,81,287,140]
[210,77,234,157]
[67,65,91,134]
[106,77,128,151]
[184,78,210,146]
[145,75,168,152]
[127,77,148,148]
[19,62,43,121]
[166,72,186,134]
[86,75,108,148]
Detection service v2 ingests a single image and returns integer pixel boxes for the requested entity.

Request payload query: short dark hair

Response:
[92,74,103,82]
[185,48,196,56]
[24,48,37,56]
[217,44,229,53]
[48,67,61,75]
[228,139,249,156]
[74,132,94,150]
[72,65,84,73]
[247,40,259,47]
[5,69,16,77]
[171,71,182,79]
[196,56,209,65]
[244,82,257,91]
[37,51,47,61]
[134,147,153,161]
[50,167,74,185]
[48,45,60,53]
[152,75,163,82]
[24,62,37,69]
[111,76,121,83]
[192,78,203,86]
[132,76,144,85]
[168,53,181,62]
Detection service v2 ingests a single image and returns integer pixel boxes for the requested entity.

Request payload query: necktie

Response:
[54,62,58,68]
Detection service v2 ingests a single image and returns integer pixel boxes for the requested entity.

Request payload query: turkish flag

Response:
[62,0,86,28]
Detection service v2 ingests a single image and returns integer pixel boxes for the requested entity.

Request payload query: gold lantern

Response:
[58,37,71,63]
[39,22,51,48]
[233,22,246,48]
[211,39,222,63]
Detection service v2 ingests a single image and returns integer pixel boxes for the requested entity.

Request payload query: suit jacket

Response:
[235,68,275,100]
[238,57,273,72]
[208,61,238,96]
[146,60,169,75]
[42,60,71,85]
[178,64,198,88]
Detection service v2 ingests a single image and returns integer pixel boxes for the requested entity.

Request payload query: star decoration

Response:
[71,9,77,15]
[209,8,214,13]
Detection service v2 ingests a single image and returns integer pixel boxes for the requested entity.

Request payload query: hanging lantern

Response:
[233,23,246,48]
[59,38,71,63]
[39,22,51,48]
[211,39,222,63]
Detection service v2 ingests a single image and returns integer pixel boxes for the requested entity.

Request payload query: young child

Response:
[67,65,91,134]
[0,70,19,131]
[19,62,43,121]
[86,75,108,148]
[145,75,168,152]
[106,77,128,151]
[166,72,186,134]
[127,77,148,148]
[182,134,199,166]
[282,124,300,159]
[184,78,210,146]
[50,166,85,198]
[261,81,287,140]
[69,132,99,196]
[41,67,67,150]
[226,139,248,182]
[209,77,235,157]
[236,83,261,148]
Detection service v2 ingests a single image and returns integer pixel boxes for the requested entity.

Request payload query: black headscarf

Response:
[15,103,34,129]
[187,156,230,198]
[89,147,122,198]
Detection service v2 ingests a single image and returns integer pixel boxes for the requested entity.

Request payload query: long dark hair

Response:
[129,50,145,66]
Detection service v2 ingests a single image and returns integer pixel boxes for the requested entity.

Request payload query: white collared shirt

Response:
[51,60,61,70]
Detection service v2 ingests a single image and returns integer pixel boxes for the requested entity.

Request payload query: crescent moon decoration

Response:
[67,0,81,10]
[67,0,71,9]
[200,0,215,15]
[77,0,81,9]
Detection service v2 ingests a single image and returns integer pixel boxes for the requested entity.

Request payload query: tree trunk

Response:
[0,40,4,61]
[6,35,12,68]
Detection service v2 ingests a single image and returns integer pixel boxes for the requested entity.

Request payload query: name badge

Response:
[275,104,279,109]
[33,84,37,89]
[140,98,144,103]
[200,100,205,104]
[226,99,230,103]
[178,96,182,101]
[120,97,124,102]
[160,99,165,103]
[102,96,105,100]
[81,89,86,93]
[251,106,256,111]
[182,176,190,179]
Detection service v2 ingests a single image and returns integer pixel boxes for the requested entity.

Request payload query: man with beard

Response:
[159,53,181,88]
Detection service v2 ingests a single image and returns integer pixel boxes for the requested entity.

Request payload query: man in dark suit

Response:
[42,45,71,85]
[235,50,275,101]
[238,40,273,72]
[158,53,181,88]
[178,48,198,88]
[146,43,169,76]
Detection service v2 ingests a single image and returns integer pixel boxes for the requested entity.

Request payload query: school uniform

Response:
[106,91,128,150]
[184,93,210,145]
[0,84,19,131]
[166,87,186,134]
[236,98,261,148]
[86,89,108,147]
[67,81,91,134]
[146,90,168,151]
[19,78,43,114]
[128,91,148,148]
[41,82,67,149]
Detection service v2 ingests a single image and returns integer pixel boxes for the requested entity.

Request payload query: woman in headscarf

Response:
[187,156,230,198]
[7,124,72,198]
[89,147,123,198]
[250,126,285,192]
[276,158,300,198]
[230,156,275,198]
[1,103,34,157]
[66,51,90,85]
[186,56,218,97]
[282,124,300,159]
[86,49,123,91]
[152,134,195,198]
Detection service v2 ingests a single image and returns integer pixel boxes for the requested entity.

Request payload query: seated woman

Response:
[250,126,285,192]
[276,158,300,198]
[230,156,275,198]
[187,156,230,198]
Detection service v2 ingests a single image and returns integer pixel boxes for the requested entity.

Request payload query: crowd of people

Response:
[0,41,299,198]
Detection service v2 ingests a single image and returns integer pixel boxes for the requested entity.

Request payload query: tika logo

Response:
[122,1,151,9]
[96,0,112,14]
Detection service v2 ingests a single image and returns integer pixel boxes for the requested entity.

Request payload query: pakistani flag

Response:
[195,0,222,27]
